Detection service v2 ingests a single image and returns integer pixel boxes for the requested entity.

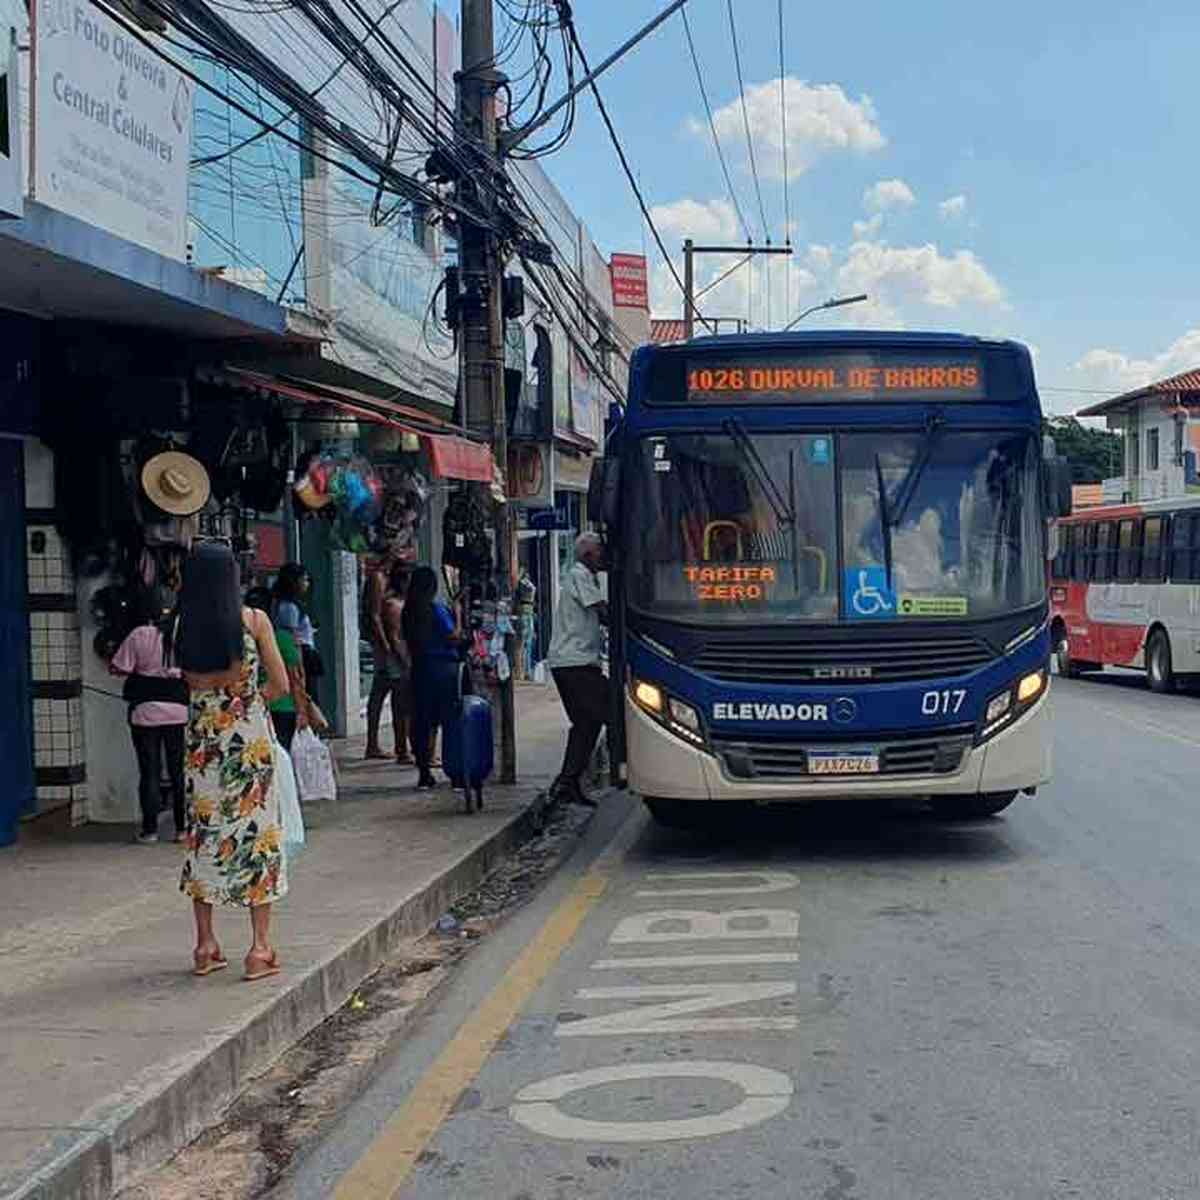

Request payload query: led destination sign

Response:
[686,355,986,402]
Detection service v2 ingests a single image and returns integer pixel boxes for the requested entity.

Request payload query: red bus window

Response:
[1094,522,1115,582]
[1116,518,1141,582]
[1142,516,1165,581]
[1073,523,1092,582]
[1169,513,1196,581]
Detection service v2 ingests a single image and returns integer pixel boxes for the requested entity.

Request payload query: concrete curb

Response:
[4,791,552,1200]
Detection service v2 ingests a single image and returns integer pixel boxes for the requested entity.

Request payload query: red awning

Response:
[425,433,494,482]
[220,367,495,483]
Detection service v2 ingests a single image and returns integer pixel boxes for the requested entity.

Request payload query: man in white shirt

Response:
[547,532,608,807]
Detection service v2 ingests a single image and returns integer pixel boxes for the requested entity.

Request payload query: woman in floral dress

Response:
[173,542,291,981]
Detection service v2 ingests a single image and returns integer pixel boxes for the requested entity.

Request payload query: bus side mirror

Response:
[1042,457,1072,518]
[587,458,621,527]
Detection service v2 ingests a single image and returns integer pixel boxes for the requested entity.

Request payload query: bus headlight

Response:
[1016,670,1046,703]
[978,666,1048,744]
[668,698,704,744]
[985,692,1012,725]
[633,680,664,714]
[631,678,706,747]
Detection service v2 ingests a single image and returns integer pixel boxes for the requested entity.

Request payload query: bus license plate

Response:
[807,750,880,775]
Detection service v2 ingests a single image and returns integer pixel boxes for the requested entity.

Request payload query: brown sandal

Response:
[192,948,229,977]
[243,949,281,982]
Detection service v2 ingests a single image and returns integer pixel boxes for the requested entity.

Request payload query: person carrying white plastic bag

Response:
[274,737,306,860]
[291,726,338,805]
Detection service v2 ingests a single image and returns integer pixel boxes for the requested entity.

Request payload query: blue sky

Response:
[524,0,1200,413]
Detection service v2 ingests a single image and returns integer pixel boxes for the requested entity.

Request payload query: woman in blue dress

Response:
[401,567,461,790]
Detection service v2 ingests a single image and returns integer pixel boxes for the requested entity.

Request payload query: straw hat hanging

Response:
[141,451,211,517]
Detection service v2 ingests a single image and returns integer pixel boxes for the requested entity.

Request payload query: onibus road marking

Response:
[509,1061,794,1143]
[332,811,642,1200]
[333,812,799,1199]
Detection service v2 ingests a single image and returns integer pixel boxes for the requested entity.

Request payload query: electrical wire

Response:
[777,0,791,325]
[680,6,751,244]
[563,15,715,334]
[726,0,768,241]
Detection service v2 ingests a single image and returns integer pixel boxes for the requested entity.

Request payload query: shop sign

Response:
[553,447,592,493]
[526,502,573,531]
[611,253,648,310]
[508,442,552,507]
[1,30,22,219]
[33,0,193,258]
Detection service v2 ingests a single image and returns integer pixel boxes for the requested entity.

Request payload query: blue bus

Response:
[589,331,1072,827]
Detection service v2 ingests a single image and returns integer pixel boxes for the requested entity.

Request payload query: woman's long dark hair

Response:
[401,566,438,655]
[273,562,308,605]
[173,542,245,673]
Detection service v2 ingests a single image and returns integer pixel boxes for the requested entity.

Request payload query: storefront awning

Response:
[216,367,495,483]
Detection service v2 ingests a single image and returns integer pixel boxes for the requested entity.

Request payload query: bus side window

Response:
[1116,518,1140,582]
[1142,516,1165,582]
[1073,522,1092,582]
[1169,513,1193,581]
[1051,524,1070,582]
[1094,522,1114,583]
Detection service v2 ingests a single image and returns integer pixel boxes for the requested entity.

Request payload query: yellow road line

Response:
[334,810,643,1200]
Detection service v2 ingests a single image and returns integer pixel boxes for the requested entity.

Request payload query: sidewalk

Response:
[0,684,573,1200]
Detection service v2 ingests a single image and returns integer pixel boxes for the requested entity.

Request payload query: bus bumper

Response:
[627,692,1051,804]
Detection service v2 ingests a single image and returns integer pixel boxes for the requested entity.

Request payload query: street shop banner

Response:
[610,253,648,310]
[33,0,192,259]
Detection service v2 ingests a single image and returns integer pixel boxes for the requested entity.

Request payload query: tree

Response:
[1043,416,1122,483]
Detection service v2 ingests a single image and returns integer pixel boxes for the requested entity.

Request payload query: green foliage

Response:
[1042,416,1122,483]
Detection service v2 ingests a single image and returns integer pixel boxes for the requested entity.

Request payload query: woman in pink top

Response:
[110,590,189,844]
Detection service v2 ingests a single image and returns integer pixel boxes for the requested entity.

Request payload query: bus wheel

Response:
[1147,631,1175,693]
[1055,637,1080,678]
[931,791,1018,819]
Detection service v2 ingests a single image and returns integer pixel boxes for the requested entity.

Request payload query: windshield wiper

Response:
[722,418,794,527]
[874,411,945,589]
[874,452,894,590]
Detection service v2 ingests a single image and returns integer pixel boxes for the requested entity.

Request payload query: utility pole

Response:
[683,242,793,339]
[459,0,516,783]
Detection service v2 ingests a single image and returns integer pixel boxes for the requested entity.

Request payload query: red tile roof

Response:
[1077,367,1200,417]
[650,319,688,344]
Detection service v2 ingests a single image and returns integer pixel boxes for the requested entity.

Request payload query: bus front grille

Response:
[710,727,975,781]
[694,634,993,684]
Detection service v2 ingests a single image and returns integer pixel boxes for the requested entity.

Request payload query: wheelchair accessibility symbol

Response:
[844,567,895,620]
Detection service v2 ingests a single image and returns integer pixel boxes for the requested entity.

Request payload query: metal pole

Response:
[683,238,695,341]
[460,0,516,783]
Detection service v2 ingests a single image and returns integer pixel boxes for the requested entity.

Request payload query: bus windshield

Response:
[627,429,1044,624]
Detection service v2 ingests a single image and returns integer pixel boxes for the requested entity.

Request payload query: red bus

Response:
[1049,496,1200,690]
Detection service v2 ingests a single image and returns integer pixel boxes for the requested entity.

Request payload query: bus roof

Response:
[1061,494,1200,520]
[677,330,1028,355]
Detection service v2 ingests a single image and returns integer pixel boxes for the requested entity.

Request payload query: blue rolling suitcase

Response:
[444,665,494,813]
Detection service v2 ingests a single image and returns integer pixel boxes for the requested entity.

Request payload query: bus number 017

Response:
[921,689,966,716]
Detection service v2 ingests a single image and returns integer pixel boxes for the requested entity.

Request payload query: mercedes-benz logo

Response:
[832,697,857,723]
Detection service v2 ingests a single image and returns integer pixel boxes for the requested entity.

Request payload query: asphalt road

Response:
[277,670,1200,1200]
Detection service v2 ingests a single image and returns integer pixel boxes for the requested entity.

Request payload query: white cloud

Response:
[851,214,884,239]
[805,244,834,274]
[837,241,1006,312]
[938,194,968,221]
[1073,328,1200,393]
[696,78,886,180]
[863,179,916,212]
[648,197,741,245]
